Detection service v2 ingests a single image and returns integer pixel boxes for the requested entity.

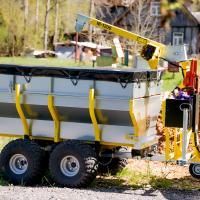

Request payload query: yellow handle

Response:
[15,84,29,136]
[48,95,60,143]
[89,88,101,142]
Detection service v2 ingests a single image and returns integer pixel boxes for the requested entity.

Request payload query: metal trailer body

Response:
[0,64,161,149]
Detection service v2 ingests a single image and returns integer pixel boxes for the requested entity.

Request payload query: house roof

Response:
[95,1,200,27]
[173,5,200,26]
[192,12,200,24]
[94,0,136,7]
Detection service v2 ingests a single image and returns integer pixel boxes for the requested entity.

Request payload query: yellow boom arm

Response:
[75,14,166,69]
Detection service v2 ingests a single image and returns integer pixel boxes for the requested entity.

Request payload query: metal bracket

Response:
[118,78,129,89]
[15,84,30,136]
[136,78,141,88]
[48,95,60,143]
[180,105,192,162]
[15,67,32,83]
[75,14,89,32]
[89,88,101,142]
[22,72,32,83]
[70,76,80,86]
[62,70,80,86]
[129,99,139,137]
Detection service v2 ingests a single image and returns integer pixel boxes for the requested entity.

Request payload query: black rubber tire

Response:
[49,140,98,188]
[189,163,200,179]
[0,139,46,185]
[98,157,128,175]
[98,147,128,175]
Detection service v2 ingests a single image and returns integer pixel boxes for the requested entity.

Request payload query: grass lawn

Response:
[0,56,93,67]
[94,160,200,190]
[162,71,183,91]
[162,59,200,91]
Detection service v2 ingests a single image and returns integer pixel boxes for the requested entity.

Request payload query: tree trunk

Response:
[88,0,95,42]
[24,0,29,48]
[53,0,59,45]
[35,0,39,33]
[44,0,51,50]
[24,0,29,29]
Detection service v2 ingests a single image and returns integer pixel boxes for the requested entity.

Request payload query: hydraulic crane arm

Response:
[75,14,166,69]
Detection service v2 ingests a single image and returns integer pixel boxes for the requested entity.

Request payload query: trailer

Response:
[0,14,200,187]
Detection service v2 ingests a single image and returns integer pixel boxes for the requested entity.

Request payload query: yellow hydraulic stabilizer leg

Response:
[48,95,60,143]
[89,88,101,142]
[15,84,30,136]
[173,128,182,160]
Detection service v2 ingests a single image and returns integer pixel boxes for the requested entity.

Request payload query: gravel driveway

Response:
[0,186,200,200]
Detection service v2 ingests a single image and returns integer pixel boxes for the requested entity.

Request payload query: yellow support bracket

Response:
[48,95,60,143]
[164,128,170,160]
[191,132,200,162]
[89,88,101,142]
[129,99,139,137]
[173,128,182,160]
[15,84,30,136]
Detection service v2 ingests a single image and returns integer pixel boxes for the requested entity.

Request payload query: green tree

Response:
[0,0,90,55]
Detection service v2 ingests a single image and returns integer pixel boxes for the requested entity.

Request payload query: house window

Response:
[150,2,161,16]
[173,32,184,45]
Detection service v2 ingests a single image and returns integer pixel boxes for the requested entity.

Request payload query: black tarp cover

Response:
[0,64,161,84]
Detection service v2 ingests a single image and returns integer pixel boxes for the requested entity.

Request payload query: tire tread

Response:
[49,140,98,188]
[0,139,45,185]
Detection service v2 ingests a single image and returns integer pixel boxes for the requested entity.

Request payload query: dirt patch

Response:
[128,159,189,179]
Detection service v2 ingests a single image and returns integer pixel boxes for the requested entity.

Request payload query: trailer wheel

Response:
[189,163,200,178]
[0,139,45,185]
[49,141,98,188]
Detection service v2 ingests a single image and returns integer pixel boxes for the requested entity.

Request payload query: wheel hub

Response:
[60,155,80,177]
[9,154,28,175]
[193,164,200,175]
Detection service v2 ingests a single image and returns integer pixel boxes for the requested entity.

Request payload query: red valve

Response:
[183,59,200,93]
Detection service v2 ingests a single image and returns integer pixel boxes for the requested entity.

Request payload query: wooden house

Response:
[94,0,200,54]
[165,6,200,54]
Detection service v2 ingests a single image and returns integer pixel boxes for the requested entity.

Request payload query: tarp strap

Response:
[62,70,80,86]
